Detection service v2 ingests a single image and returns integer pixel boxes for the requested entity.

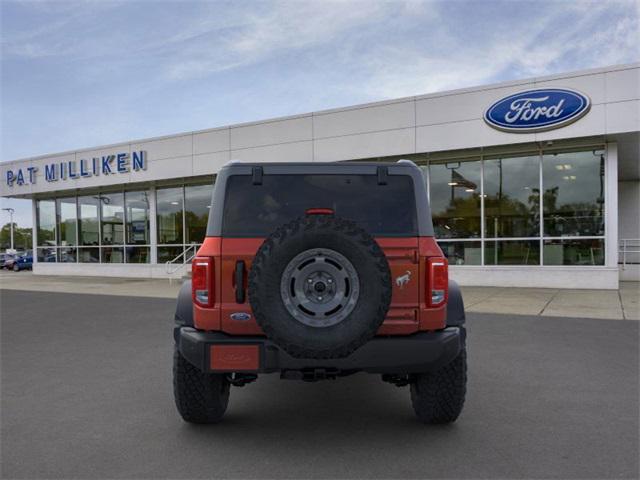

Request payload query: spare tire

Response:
[248,215,391,359]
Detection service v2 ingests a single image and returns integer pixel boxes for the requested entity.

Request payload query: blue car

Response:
[13,252,33,271]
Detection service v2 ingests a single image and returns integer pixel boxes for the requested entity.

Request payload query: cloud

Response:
[1,0,638,164]
[157,0,640,97]
[163,1,404,80]
[349,0,640,99]
[4,0,637,92]
[1,0,125,58]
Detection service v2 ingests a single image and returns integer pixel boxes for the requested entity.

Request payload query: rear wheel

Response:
[173,346,230,424]
[410,345,467,424]
[13,264,19,272]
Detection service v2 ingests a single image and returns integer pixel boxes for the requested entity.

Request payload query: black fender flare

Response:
[174,280,193,327]
[446,280,465,326]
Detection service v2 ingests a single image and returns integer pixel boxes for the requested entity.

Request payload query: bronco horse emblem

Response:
[395,270,412,289]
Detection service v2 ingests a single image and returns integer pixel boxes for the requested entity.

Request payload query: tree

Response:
[0,223,32,251]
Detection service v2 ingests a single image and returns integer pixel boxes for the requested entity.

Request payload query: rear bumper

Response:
[175,326,464,375]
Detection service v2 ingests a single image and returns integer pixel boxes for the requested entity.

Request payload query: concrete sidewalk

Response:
[1,270,638,320]
[463,283,639,320]
[0,270,181,299]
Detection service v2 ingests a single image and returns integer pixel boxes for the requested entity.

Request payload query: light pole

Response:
[2,207,15,251]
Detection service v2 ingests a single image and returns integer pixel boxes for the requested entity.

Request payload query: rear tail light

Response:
[192,256,214,307]
[427,257,448,307]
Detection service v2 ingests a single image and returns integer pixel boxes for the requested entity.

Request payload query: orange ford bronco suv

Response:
[173,160,466,424]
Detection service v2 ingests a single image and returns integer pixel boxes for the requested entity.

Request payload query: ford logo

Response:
[484,88,591,133]
[230,312,251,321]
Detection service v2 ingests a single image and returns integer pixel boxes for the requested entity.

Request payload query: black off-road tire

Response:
[173,346,230,424]
[249,215,392,359]
[410,343,467,424]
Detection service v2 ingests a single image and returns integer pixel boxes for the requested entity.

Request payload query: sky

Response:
[1,0,639,228]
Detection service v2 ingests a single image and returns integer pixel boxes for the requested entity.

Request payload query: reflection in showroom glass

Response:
[429,160,481,239]
[542,150,605,237]
[484,155,540,238]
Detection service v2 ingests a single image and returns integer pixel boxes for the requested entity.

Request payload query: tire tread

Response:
[410,346,467,424]
[173,347,230,424]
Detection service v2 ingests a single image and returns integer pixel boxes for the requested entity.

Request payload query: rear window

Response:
[222,174,417,237]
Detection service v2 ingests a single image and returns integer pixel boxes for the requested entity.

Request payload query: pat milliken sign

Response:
[5,150,147,187]
[484,88,591,133]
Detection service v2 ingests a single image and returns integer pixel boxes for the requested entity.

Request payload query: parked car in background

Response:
[2,253,17,270]
[12,252,33,271]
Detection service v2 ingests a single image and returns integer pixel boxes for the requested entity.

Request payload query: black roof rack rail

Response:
[252,166,263,185]
[377,166,388,185]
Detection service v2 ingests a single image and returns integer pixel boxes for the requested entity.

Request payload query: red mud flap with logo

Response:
[175,326,463,375]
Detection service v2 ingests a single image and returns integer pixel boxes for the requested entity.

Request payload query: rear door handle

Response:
[235,261,245,304]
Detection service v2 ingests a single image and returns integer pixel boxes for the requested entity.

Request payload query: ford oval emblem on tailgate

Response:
[230,312,251,321]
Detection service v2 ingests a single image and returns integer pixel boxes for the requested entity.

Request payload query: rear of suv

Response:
[173,161,467,424]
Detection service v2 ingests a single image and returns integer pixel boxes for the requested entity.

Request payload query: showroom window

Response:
[428,158,482,265]
[484,240,540,266]
[156,186,184,263]
[36,199,56,262]
[77,195,100,262]
[542,149,605,265]
[35,189,151,264]
[429,159,482,239]
[56,197,77,263]
[543,238,605,266]
[156,183,213,264]
[125,190,151,264]
[34,182,214,265]
[34,183,212,265]
[484,154,540,238]
[100,192,124,263]
[418,146,606,266]
[438,241,482,266]
[185,184,212,244]
[542,150,605,237]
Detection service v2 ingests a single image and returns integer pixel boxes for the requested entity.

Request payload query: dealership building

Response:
[1,63,638,288]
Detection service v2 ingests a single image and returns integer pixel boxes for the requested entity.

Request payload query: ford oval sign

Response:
[484,88,591,133]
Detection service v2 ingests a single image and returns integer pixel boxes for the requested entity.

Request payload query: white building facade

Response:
[2,63,639,288]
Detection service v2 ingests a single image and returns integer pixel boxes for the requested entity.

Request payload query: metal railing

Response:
[166,244,199,278]
[619,239,640,269]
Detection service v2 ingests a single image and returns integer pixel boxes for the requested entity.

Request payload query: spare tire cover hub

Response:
[280,248,360,327]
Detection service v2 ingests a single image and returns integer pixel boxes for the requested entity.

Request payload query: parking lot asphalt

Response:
[1,289,638,479]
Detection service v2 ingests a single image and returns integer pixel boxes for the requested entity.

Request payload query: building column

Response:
[149,186,157,264]
[31,199,37,265]
[605,142,619,272]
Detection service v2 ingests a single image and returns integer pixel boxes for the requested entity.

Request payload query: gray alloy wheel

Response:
[280,248,360,328]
